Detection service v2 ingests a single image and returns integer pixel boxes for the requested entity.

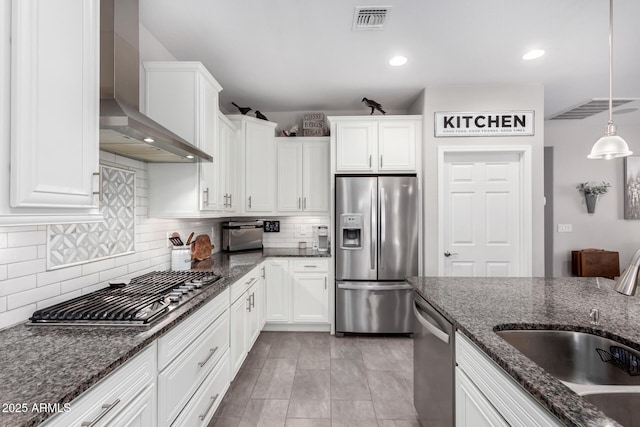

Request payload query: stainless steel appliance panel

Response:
[336,281,413,334]
[335,177,377,280]
[222,221,264,252]
[413,292,454,426]
[378,176,419,280]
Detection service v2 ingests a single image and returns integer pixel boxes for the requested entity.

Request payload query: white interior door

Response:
[442,151,522,277]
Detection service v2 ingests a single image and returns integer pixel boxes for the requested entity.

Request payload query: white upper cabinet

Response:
[228,115,277,214]
[330,116,422,173]
[144,62,222,218]
[217,112,238,212]
[1,0,102,225]
[276,137,329,214]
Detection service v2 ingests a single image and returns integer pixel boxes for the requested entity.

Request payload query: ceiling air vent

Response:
[548,98,638,120]
[352,6,391,30]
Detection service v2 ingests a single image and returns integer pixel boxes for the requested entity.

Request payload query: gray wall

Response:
[546,108,640,276]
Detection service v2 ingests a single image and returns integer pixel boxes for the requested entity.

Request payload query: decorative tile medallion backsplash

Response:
[47,165,136,269]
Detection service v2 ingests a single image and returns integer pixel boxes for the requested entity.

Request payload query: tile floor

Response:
[210,332,418,427]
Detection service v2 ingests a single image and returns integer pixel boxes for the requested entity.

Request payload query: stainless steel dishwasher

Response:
[413,291,454,426]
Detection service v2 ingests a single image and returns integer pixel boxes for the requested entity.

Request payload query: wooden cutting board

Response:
[191,234,213,261]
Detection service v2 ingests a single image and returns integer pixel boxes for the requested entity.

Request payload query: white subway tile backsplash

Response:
[127,259,151,274]
[0,226,38,233]
[0,296,6,313]
[114,252,141,267]
[0,275,37,297]
[36,290,82,310]
[0,246,38,264]
[60,273,100,294]
[8,259,46,279]
[8,283,60,310]
[7,230,46,247]
[0,233,6,248]
[99,265,129,282]
[37,265,83,287]
[37,245,46,259]
[81,282,108,295]
[0,304,35,329]
[81,258,116,276]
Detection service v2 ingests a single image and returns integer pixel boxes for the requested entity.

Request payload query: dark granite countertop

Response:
[0,248,327,427]
[407,276,640,427]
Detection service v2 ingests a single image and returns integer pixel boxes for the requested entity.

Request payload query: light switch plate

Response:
[300,225,309,236]
[557,224,572,233]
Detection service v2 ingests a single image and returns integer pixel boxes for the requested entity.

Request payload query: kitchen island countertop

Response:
[407,276,640,427]
[0,248,328,427]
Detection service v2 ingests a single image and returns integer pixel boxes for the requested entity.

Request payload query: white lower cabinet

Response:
[455,332,562,427]
[157,289,230,426]
[264,258,330,330]
[292,260,329,323]
[42,344,157,427]
[230,264,265,379]
[171,353,230,427]
[264,259,291,322]
[456,368,508,427]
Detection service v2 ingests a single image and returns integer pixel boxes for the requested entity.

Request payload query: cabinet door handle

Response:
[324,277,327,289]
[303,197,307,209]
[224,193,229,207]
[298,197,301,209]
[247,296,252,312]
[369,154,372,168]
[203,187,209,206]
[198,346,219,368]
[248,196,252,208]
[229,193,232,208]
[380,155,383,168]
[198,394,219,421]
[261,266,265,278]
[81,399,121,426]
[250,292,255,308]
[92,171,103,202]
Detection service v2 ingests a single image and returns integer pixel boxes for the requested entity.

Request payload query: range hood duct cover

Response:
[99,0,212,163]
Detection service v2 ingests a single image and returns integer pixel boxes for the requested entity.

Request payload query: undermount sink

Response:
[497,329,640,425]
[495,329,640,386]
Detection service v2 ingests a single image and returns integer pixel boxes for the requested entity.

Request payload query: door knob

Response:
[444,251,459,257]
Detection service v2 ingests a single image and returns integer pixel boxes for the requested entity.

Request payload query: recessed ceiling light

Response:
[522,49,545,60]
[143,137,155,143]
[389,56,408,66]
[186,155,194,159]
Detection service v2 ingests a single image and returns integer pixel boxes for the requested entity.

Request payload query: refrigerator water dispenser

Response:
[340,214,362,249]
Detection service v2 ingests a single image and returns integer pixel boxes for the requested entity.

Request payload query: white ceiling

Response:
[140,0,640,122]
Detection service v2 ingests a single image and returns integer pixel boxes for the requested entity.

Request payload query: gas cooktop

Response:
[29,271,222,326]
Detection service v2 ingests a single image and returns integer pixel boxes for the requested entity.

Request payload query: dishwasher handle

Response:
[413,301,450,344]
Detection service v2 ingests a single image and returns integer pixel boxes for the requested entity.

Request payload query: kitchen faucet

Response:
[614,249,640,296]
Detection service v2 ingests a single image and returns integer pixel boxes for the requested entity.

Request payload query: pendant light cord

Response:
[608,0,614,127]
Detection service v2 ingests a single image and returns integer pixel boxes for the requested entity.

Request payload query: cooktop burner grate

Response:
[30,271,221,325]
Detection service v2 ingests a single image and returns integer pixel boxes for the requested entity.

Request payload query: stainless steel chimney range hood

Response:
[99,0,212,163]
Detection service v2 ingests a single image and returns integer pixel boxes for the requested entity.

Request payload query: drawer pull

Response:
[81,399,120,426]
[247,297,252,312]
[198,393,219,421]
[198,346,219,368]
[303,265,317,268]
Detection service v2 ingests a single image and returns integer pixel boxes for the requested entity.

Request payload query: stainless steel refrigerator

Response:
[335,175,418,335]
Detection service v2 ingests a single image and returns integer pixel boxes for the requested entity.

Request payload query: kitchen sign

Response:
[435,111,534,137]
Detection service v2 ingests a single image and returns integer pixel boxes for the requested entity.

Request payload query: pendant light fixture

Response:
[588,0,632,160]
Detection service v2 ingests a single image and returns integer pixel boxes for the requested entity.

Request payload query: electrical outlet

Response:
[557,224,573,233]
[300,225,309,236]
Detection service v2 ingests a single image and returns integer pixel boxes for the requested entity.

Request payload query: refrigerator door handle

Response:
[380,186,385,269]
[370,187,376,271]
[337,283,413,291]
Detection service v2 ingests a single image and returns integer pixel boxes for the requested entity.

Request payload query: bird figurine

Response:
[232,102,252,115]
[255,110,268,121]
[362,97,386,115]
